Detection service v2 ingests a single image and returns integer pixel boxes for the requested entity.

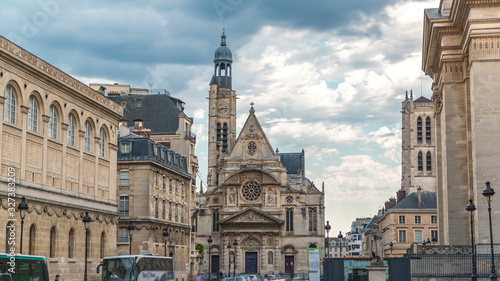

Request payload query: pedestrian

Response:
[54,275,61,281]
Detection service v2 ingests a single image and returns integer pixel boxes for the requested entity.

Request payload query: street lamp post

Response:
[17,197,28,254]
[466,199,477,281]
[338,231,344,258]
[325,221,331,258]
[227,242,232,277]
[482,181,497,281]
[389,242,393,255]
[162,229,169,256]
[233,239,238,277]
[83,212,92,281]
[208,236,213,281]
[128,223,135,254]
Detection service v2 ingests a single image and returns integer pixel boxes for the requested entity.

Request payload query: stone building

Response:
[0,36,122,280]
[116,133,196,281]
[422,0,500,246]
[196,32,325,276]
[368,189,437,256]
[401,91,436,195]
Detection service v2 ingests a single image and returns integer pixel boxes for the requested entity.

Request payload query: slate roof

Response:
[391,192,437,210]
[118,134,190,177]
[279,151,304,175]
[108,94,184,135]
[365,215,383,231]
[413,96,432,103]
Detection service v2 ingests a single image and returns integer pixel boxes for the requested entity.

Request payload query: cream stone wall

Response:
[422,1,500,246]
[0,36,122,281]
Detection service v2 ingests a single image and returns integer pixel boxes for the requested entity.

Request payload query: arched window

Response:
[4,85,17,124]
[28,95,39,132]
[50,226,56,258]
[286,208,294,232]
[29,224,36,255]
[426,117,431,143]
[100,232,106,259]
[68,228,75,258]
[308,208,317,232]
[426,151,432,171]
[212,210,219,232]
[84,121,92,152]
[268,251,274,264]
[67,113,76,146]
[417,117,422,143]
[48,105,59,139]
[418,151,423,171]
[99,128,106,157]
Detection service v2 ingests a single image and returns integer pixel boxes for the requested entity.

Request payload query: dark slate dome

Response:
[214,32,232,62]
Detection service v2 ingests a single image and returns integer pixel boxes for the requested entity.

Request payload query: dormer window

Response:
[121,142,131,153]
[135,98,143,108]
[134,120,143,128]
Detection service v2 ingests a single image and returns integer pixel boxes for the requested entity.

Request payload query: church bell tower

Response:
[207,31,237,189]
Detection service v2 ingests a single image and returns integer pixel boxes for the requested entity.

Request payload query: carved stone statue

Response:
[369,223,383,264]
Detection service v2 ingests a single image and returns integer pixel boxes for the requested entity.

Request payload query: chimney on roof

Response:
[397,189,406,203]
[385,197,397,211]
[417,186,422,204]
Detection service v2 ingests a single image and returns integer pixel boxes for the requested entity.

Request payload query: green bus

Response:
[0,253,49,281]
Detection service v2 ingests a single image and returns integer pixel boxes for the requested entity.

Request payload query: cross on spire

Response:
[250,102,255,114]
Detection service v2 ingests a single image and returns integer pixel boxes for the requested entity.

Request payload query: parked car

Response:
[267,275,278,280]
[224,277,247,281]
[237,274,260,281]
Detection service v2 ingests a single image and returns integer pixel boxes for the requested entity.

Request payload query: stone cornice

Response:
[0,36,123,119]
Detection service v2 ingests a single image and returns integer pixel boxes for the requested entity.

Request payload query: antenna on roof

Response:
[148,82,153,94]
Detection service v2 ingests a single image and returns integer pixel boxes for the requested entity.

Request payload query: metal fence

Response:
[407,253,500,278]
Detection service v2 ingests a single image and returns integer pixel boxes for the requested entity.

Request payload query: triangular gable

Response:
[228,110,276,160]
[219,207,283,225]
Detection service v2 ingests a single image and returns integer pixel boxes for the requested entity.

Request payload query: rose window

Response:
[242,180,261,201]
[286,196,293,203]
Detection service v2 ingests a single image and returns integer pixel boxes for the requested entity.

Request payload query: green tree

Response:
[195,243,204,256]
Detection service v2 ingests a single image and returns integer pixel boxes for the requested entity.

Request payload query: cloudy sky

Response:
[0,0,436,235]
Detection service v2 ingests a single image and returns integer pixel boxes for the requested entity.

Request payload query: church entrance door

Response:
[245,252,258,273]
[285,256,294,274]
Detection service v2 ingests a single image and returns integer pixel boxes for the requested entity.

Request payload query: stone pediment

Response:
[220,208,283,225]
[223,169,280,186]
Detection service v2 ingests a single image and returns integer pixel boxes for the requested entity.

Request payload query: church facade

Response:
[195,33,325,276]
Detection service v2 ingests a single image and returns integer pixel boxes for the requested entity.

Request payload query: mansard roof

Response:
[279,151,304,176]
[118,134,191,177]
[391,192,437,210]
[108,94,186,134]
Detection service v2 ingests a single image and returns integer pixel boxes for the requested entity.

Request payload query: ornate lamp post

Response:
[128,223,135,254]
[324,221,331,258]
[389,242,393,255]
[207,236,213,281]
[227,242,232,277]
[482,181,497,281]
[83,212,92,281]
[162,229,169,256]
[338,231,344,258]
[17,196,28,254]
[466,199,477,281]
[233,239,238,277]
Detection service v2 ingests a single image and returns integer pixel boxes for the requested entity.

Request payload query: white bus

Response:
[0,253,49,281]
[97,255,174,281]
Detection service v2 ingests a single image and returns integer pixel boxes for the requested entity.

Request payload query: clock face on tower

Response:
[216,101,230,116]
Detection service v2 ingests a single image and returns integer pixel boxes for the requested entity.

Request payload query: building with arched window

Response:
[0,36,122,280]
[196,32,325,276]
[401,91,436,195]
